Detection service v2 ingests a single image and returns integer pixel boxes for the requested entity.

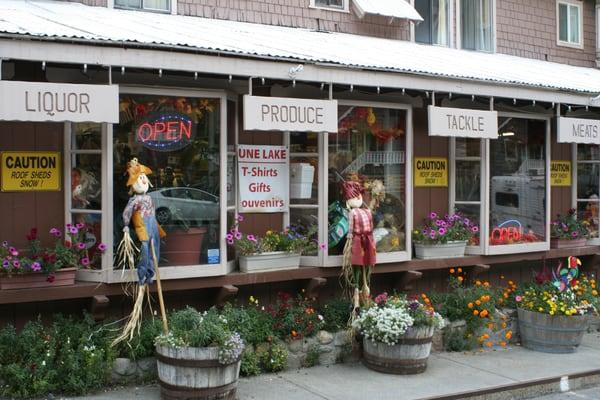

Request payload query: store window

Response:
[415,0,450,46]
[460,0,494,52]
[557,0,583,48]
[312,0,347,11]
[328,105,408,259]
[115,0,171,12]
[576,144,600,243]
[489,117,548,250]
[113,93,220,267]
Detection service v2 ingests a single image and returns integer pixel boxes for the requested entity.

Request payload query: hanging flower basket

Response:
[414,241,467,259]
[239,252,300,273]
[550,238,587,249]
[0,267,76,290]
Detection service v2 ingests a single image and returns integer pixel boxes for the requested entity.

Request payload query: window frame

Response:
[309,0,349,13]
[457,0,496,53]
[112,0,176,15]
[572,142,600,245]
[414,0,451,47]
[323,100,413,266]
[556,0,584,49]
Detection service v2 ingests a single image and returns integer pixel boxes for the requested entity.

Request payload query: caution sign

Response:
[1,152,61,192]
[550,160,571,187]
[414,157,448,187]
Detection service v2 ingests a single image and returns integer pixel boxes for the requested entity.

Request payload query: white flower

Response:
[318,314,324,321]
[41,360,46,366]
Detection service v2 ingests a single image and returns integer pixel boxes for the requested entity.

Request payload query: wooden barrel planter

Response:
[518,308,588,354]
[156,345,241,400]
[362,326,435,375]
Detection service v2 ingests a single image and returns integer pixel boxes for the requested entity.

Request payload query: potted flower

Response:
[353,293,444,374]
[227,215,320,273]
[516,257,593,353]
[412,212,478,259]
[550,209,589,248]
[155,307,244,399]
[0,225,106,290]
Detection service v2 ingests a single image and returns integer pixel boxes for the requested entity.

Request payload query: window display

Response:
[489,117,546,246]
[576,144,600,241]
[114,94,220,266]
[453,138,481,247]
[328,106,407,255]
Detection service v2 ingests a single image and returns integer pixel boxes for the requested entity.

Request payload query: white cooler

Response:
[290,163,315,199]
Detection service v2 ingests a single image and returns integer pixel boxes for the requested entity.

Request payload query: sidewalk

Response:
[70,332,600,400]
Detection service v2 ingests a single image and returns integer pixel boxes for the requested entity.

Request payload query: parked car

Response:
[149,187,219,226]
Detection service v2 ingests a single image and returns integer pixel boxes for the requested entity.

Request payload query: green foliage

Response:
[257,343,288,373]
[268,292,324,340]
[221,303,276,346]
[443,326,476,352]
[303,344,320,368]
[551,208,589,240]
[117,318,162,360]
[240,349,261,377]
[162,307,230,348]
[321,298,351,332]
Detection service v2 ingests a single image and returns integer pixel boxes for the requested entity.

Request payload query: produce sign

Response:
[1,152,61,191]
[238,145,289,213]
[136,112,194,151]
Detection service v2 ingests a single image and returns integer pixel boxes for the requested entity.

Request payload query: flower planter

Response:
[0,267,76,290]
[414,241,467,259]
[550,238,587,249]
[517,308,587,353]
[239,251,300,273]
[587,237,600,246]
[362,326,435,375]
[156,345,241,400]
[162,227,207,266]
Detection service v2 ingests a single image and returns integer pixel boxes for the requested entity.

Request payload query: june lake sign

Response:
[428,106,498,139]
[243,95,338,132]
[557,117,600,144]
[0,81,118,123]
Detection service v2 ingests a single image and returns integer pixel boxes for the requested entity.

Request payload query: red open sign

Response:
[136,112,194,152]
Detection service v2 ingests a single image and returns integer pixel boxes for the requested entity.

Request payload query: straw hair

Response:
[112,285,147,346]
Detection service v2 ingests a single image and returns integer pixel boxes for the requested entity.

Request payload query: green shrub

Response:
[268,292,324,340]
[240,349,261,377]
[116,318,162,360]
[221,303,276,346]
[303,344,320,368]
[257,343,287,373]
[320,298,351,332]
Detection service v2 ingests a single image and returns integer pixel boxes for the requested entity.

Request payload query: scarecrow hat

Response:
[342,181,363,201]
[126,158,152,187]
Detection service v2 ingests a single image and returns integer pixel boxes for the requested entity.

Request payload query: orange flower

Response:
[475,300,481,306]
[421,293,427,299]
[475,280,482,286]
[291,330,298,338]
[473,310,480,316]
[505,331,513,340]
[480,310,489,318]
[467,302,474,309]
[449,268,455,274]
[501,322,507,329]
[457,268,463,273]
[486,341,493,348]
[487,323,494,330]
[500,341,507,347]
[508,280,514,286]
[500,275,505,279]
[483,282,490,287]
[458,276,464,282]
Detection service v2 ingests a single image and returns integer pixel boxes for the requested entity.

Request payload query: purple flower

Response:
[227,239,234,245]
[237,214,244,222]
[50,228,61,237]
[97,243,107,252]
[9,247,18,256]
[77,242,86,250]
[438,227,447,235]
[429,231,437,239]
[572,231,579,238]
[66,223,72,229]
[226,233,234,241]
[471,226,479,233]
[12,260,20,268]
[464,218,471,225]
[2,260,9,268]
[31,262,41,272]
[247,235,257,242]
[234,231,242,240]
[69,226,79,235]
[80,257,90,266]
[429,212,438,219]
[319,243,327,250]
[76,223,85,229]
[435,219,444,226]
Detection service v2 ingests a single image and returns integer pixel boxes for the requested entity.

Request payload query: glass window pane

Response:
[577,163,600,199]
[71,154,102,210]
[578,200,599,239]
[290,208,319,256]
[577,144,600,160]
[72,123,101,150]
[227,154,235,207]
[454,203,480,245]
[115,0,141,8]
[71,213,103,269]
[415,0,433,44]
[114,94,220,266]
[328,106,406,255]
[569,5,580,43]
[490,118,546,245]
[315,0,344,8]
[144,0,169,10]
[461,0,493,51]
[455,138,480,157]
[455,160,480,201]
[559,3,568,42]
[432,0,449,45]
[290,157,318,205]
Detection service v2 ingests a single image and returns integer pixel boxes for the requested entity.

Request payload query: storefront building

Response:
[1,0,600,323]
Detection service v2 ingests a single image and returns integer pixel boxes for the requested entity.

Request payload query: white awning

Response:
[353,0,423,21]
[0,0,599,98]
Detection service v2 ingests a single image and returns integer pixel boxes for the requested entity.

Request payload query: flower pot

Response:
[587,237,600,246]
[550,238,587,249]
[239,251,300,273]
[517,308,587,353]
[162,227,207,266]
[0,267,76,290]
[362,326,435,375]
[156,345,241,400]
[413,241,467,259]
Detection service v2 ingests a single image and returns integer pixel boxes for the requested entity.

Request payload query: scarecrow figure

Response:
[341,181,376,315]
[113,158,168,345]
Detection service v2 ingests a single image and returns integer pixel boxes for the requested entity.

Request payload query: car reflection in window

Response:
[149,187,219,226]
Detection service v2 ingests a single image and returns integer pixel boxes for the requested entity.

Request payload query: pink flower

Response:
[12,260,20,268]
[50,228,61,237]
[80,257,90,266]
[77,242,86,250]
[234,231,242,240]
[97,243,107,252]
[227,239,234,245]
[374,292,388,305]
[69,226,79,235]
[226,233,234,241]
[515,295,523,302]
[9,247,18,256]
[247,235,257,242]
[237,214,244,222]
[429,212,438,219]
[30,262,41,272]
[471,226,479,233]
[76,223,85,229]
[438,227,447,235]
[319,243,327,250]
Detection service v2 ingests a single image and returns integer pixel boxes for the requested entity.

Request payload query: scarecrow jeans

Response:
[138,215,161,285]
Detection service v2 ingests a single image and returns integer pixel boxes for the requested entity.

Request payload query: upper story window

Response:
[415,0,450,46]
[557,0,583,48]
[460,0,494,52]
[311,0,348,11]
[115,0,171,12]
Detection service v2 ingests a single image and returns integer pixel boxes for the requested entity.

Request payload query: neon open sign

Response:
[490,220,523,244]
[136,112,194,152]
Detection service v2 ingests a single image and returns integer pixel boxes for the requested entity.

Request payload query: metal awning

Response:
[352,0,423,21]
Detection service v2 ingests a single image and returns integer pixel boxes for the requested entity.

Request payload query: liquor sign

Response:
[238,145,289,213]
[557,117,600,144]
[1,152,61,192]
[428,106,498,139]
[136,112,194,151]
[550,161,571,187]
[243,95,338,132]
[414,157,448,187]
[0,81,118,123]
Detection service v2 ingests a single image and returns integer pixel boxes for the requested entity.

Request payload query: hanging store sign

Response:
[1,151,61,192]
[243,95,338,132]
[550,161,571,187]
[427,106,498,139]
[557,117,600,144]
[0,81,118,123]
[414,157,448,187]
[136,112,194,152]
[238,145,289,213]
